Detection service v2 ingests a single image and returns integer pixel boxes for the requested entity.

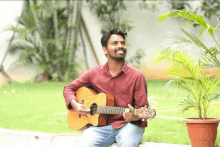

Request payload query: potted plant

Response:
[155,10,220,147]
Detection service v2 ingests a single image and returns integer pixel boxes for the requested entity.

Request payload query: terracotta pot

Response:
[183,118,220,147]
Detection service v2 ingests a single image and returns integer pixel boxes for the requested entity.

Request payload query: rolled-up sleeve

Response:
[134,72,149,109]
[63,70,91,109]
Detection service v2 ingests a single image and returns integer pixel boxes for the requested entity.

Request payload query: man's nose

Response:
[118,43,123,47]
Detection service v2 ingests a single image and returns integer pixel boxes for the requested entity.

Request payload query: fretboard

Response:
[96,106,135,115]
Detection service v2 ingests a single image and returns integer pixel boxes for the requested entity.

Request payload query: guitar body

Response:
[67,87,114,131]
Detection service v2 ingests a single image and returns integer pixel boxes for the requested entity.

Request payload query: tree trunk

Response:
[63,0,70,68]
[66,0,74,70]
[29,0,54,78]
[0,65,13,83]
[68,0,77,63]
[0,23,18,83]
[79,23,89,70]
[82,16,100,65]
[72,1,82,62]
[52,0,63,80]
[29,0,50,63]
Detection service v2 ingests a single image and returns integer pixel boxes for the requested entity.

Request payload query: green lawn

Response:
[0,80,219,145]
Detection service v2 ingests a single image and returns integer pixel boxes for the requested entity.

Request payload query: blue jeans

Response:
[76,122,144,147]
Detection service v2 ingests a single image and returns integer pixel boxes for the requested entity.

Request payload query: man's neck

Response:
[107,59,125,76]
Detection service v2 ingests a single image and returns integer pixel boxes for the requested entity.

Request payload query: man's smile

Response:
[115,48,126,54]
[116,50,125,54]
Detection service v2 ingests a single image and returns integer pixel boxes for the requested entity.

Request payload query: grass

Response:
[0,81,73,134]
[0,80,220,145]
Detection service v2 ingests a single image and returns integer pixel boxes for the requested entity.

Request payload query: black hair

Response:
[101,27,127,48]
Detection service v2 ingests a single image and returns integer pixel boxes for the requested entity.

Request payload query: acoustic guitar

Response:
[67,87,155,131]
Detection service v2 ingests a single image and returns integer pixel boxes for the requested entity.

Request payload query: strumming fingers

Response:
[80,105,90,111]
[77,110,90,116]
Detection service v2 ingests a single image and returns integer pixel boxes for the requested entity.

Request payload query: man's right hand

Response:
[70,100,91,118]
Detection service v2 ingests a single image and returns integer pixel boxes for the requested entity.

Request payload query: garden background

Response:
[1,0,219,83]
[0,0,220,146]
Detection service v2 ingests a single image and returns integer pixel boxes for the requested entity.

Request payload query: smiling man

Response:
[63,27,156,147]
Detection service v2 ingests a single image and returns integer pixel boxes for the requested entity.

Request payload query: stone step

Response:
[109,142,190,147]
[0,128,190,147]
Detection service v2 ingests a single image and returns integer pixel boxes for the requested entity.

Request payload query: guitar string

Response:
[89,105,135,114]
[89,106,154,116]
[87,105,154,118]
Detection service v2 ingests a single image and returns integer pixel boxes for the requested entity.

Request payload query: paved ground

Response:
[0,128,191,147]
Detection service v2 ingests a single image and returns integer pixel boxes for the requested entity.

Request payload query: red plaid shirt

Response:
[63,62,149,129]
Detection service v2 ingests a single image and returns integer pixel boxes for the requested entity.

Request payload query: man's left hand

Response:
[123,104,134,122]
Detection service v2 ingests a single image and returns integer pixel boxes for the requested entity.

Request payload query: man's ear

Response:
[102,47,108,56]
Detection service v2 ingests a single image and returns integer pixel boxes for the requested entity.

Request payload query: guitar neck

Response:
[96,106,136,115]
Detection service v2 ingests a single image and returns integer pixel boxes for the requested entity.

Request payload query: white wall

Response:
[0,1,219,84]
[0,1,23,70]
[78,1,219,79]
[0,1,40,84]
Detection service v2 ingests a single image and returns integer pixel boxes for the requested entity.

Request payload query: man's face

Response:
[103,34,127,61]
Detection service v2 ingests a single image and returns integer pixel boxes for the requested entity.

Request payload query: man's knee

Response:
[117,132,143,146]
[115,123,144,147]
[77,126,115,147]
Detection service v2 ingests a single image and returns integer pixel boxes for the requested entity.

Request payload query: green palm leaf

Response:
[158,10,220,37]
[161,28,220,69]
[154,49,220,118]
[156,10,220,118]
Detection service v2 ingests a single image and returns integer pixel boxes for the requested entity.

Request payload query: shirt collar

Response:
[100,61,128,75]
[121,61,128,74]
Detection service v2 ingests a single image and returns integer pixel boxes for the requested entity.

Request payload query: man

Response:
[63,27,156,147]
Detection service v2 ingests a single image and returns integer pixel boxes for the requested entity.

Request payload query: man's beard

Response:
[107,48,126,61]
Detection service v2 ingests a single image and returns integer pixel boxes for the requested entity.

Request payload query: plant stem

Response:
[195,81,202,118]
[212,35,220,50]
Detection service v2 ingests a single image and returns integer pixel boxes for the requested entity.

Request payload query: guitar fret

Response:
[108,108,111,114]
[121,107,125,114]
[97,106,129,115]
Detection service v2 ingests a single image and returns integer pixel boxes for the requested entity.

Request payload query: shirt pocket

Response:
[116,86,129,95]
[115,93,132,108]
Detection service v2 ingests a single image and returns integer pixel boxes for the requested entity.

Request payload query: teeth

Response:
[117,51,124,53]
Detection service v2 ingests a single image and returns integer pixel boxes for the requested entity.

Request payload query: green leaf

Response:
[157,10,220,38]
[208,27,214,37]
[199,27,205,37]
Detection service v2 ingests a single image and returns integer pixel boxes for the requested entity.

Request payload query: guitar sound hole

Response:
[90,103,97,115]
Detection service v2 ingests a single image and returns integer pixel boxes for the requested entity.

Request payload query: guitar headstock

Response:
[135,105,156,121]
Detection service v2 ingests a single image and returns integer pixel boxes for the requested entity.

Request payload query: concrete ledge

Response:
[110,142,190,147]
[0,128,190,147]
[0,128,80,147]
